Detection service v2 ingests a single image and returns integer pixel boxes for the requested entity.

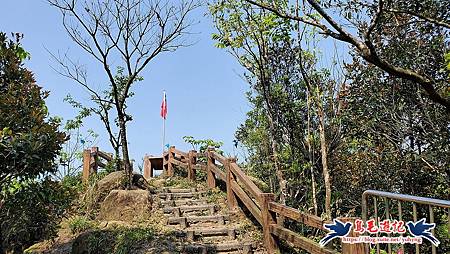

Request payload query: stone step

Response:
[163,204,216,216]
[182,241,254,254]
[167,215,229,228]
[158,191,206,200]
[184,227,237,241]
[160,199,208,207]
[158,187,197,193]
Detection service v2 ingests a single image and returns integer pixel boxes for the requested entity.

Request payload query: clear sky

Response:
[0,0,252,166]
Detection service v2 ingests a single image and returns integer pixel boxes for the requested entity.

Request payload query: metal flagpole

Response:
[162,116,166,153]
[162,90,166,153]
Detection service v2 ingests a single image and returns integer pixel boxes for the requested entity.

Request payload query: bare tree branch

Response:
[48,0,199,187]
[243,0,450,111]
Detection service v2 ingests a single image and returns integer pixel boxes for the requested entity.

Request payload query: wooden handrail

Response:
[97,150,113,161]
[82,146,113,183]
[209,163,225,181]
[193,164,206,170]
[170,158,188,168]
[230,162,262,203]
[161,146,361,254]
[173,148,188,158]
[231,180,262,224]
[270,224,339,254]
[211,151,227,164]
[268,202,328,230]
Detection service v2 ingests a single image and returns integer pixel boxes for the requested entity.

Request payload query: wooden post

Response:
[91,147,99,175]
[163,151,168,176]
[260,193,279,253]
[187,151,193,180]
[143,155,152,179]
[341,217,365,254]
[207,148,216,188]
[82,149,91,183]
[167,146,175,177]
[225,158,238,211]
[187,150,197,181]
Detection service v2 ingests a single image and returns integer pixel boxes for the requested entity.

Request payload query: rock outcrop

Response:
[98,190,152,222]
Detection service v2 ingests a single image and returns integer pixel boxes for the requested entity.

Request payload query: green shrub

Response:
[77,226,155,254]
[68,216,95,234]
[0,179,74,253]
[113,227,155,254]
[61,173,84,193]
[205,188,226,203]
[163,177,196,189]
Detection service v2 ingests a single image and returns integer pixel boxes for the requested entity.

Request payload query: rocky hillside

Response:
[25,171,266,254]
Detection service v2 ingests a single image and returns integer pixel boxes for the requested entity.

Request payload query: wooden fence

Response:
[82,147,113,182]
[162,146,364,254]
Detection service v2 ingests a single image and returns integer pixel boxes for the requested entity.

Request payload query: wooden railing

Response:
[82,146,113,183]
[162,146,363,254]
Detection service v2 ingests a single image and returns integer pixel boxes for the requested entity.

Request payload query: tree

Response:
[244,0,450,111]
[0,32,71,253]
[56,114,98,180]
[59,67,142,174]
[211,0,343,219]
[210,0,291,209]
[183,136,224,154]
[48,0,199,187]
[0,32,65,189]
[332,1,449,212]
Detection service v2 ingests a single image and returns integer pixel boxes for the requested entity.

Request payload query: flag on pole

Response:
[160,91,167,119]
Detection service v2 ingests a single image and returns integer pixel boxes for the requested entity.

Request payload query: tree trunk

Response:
[317,100,332,220]
[306,92,318,216]
[114,146,121,172]
[267,115,287,206]
[117,115,132,189]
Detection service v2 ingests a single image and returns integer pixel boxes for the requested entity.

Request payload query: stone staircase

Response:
[155,187,267,254]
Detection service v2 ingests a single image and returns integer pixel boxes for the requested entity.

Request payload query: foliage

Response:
[212,2,449,252]
[113,227,154,254]
[211,0,340,218]
[182,136,224,175]
[205,187,226,204]
[182,136,224,153]
[0,179,74,253]
[163,176,198,189]
[0,32,66,187]
[333,9,450,250]
[61,172,84,194]
[332,0,449,208]
[0,32,71,253]
[68,216,96,234]
[55,115,98,180]
[243,0,450,109]
[78,226,155,254]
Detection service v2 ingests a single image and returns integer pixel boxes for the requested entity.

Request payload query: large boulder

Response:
[98,190,152,222]
[96,171,126,197]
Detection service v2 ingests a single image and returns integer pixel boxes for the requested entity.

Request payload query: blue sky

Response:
[0,0,252,166]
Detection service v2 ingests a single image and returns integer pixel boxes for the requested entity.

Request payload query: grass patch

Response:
[75,226,155,254]
[163,176,197,189]
[113,227,155,254]
[205,187,226,203]
[68,215,96,234]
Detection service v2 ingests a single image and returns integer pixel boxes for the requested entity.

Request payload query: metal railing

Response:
[362,190,450,254]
